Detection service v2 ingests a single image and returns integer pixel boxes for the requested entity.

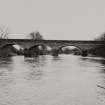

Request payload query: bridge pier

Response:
[24,48,30,57]
[81,50,88,57]
[51,49,59,56]
[24,48,39,57]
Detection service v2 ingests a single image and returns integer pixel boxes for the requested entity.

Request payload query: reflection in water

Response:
[24,56,47,80]
[79,57,105,73]
[51,56,63,61]
[0,57,13,85]
[0,57,13,69]
[79,56,105,105]
[80,57,105,65]
[0,55,105,105]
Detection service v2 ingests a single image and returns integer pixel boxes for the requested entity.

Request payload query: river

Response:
[0,54,105,105]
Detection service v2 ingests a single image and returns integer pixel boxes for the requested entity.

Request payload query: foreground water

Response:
[0,54,105,105]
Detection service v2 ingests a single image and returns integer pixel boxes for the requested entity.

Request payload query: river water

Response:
[0,54,105,105]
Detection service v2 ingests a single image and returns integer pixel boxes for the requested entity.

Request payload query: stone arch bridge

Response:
[0,39,105,56]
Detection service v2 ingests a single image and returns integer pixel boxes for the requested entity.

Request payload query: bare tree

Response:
[0,25,9,39]
[28,31,43,40]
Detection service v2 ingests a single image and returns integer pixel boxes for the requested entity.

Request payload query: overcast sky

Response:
[0,0,105,40]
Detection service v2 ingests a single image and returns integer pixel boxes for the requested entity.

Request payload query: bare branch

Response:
[0,25,9,39]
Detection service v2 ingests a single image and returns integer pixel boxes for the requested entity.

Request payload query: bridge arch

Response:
[0,43,23,49]
[57,44,82,54]
[50,44,83,56]
[0,43,15,49]
[0,43,24,57]
[54,44,88,57]
[28,44,48,56]
[29,44,47,51]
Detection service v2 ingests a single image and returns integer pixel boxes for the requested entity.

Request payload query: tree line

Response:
[89,32,105,57]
